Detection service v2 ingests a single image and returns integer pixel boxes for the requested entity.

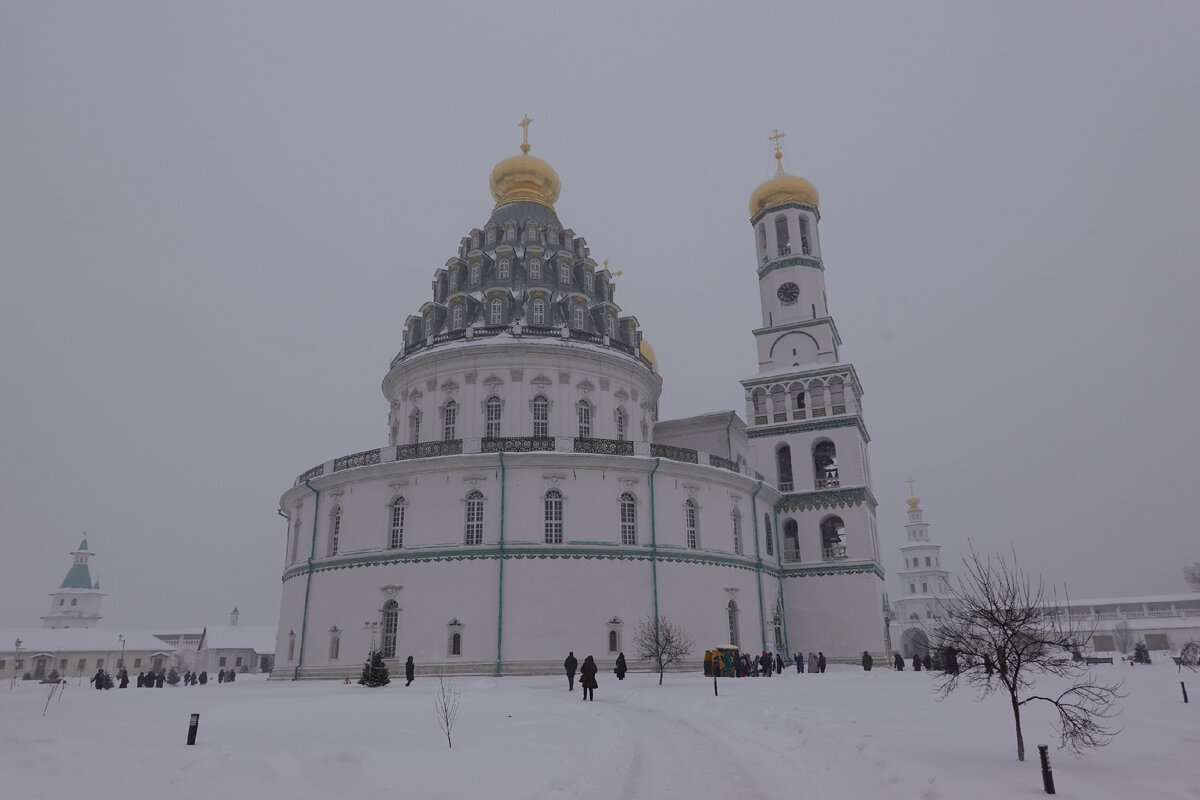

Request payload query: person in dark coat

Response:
[912,653,922,671]
[155,671,165,688]
[922,655,932,671]
[775,653,784,674]
[796,652,804,673]
[93,668,105,690]
[893,652,904,671]
[817,652,827,673]
[579,655,598,701]
[861,651,873,671]
[199,671,208,685]
[405,656,415,686]
[217,669,224,684]
[703,651,713,676]
[119,669,129,688]
[564,652,578,691]
[615,652,627,680]
[136,672,145,687]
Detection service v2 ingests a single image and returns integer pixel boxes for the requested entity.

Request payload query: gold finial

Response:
[518,115,534,154]
[906,477,916,497]
[768,128,787,175]
[602,260,623,277]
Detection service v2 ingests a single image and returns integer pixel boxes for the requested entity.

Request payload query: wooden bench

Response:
[1085,656,1114,665]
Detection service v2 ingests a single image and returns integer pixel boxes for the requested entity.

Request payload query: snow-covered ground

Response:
[3,662,1197,799]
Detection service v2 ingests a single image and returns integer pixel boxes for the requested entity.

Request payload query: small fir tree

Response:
[359,649,391,687]
[1133,640,1151,664]
[166,667,181,685]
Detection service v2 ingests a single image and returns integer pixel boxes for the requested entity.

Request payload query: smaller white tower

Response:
[230,607,240,626]
[42,534,104,628]
[889,484,952,658]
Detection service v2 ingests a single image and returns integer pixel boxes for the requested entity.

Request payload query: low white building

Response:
[0,628,174,682]
[195,609,275,674]
[1063,594,1200,656]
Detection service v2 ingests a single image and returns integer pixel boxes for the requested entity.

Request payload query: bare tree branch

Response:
[433,674,460,749]
[632,616,695,685]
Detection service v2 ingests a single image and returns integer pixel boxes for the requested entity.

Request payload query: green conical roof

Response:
[59,562,94,590]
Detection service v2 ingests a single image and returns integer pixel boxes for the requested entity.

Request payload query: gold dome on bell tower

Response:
[749,128,819,218]
[489,115,561,210]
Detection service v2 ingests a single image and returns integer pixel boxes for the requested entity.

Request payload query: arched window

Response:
[813,441,838,488]
[327,506,342,556]
[544,489,564,544]
[585,271,594,292]
[829,376,845,408]
[799,218,811,254]
[577,400,592,438]
[443,400,457,440]
[499,257,510,279]
[608,630,618,652]
[684,499,698,549]
[789,382,806,411]
[490,298,503,325]
[548,226,558,245]
[727,599,740,648]
[470,263,480,285]
[380,600,398,658]
[774,215,790,256]
[464,490,484,545]
[605,314,615,338]
[531,298,546,325]
[329,627,341,660]
[776,444,793,491]
[529,258,541,279]
[527,222,537,242]
[448,271,458,292]
[770,384,786,415]
[532,395,549,437]
[615,408,626,441]
[486,228,496,246]
[450,631,461,656]
[821,515,847,560]
[423,311,433,336]
[572,304,584,329]
[452,304,464,329]
[758,224,766,250]
[751,388,766,417]
[783,519,799,561]
[409,409,421,444]
[505,222,516,242]
[389,497,406,549]
[732,509,743,555]
[620,492,637,545]
[559,263,570,285]
[764,515,774,557]
[485,395,502,438]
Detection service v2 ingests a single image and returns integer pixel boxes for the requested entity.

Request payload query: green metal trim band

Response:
[773,507,789,655]
[781,561,885,579]
[756,255,823,278]
[649,458,662,656]
[745,415,871,444]
[750,480,766,651]
[775,486,877,513]
[496,451,506,675]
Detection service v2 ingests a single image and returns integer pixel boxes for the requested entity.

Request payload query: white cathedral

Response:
[273,127,889,678]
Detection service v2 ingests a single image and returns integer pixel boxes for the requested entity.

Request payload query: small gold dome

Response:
[639,337,659,375]
[749,151,819,218]
[906,496,921,510]
[490,151,561,210]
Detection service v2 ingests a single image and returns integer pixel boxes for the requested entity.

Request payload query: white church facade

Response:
[273,128,889,678]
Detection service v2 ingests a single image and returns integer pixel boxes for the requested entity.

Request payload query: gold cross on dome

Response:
[906,477,916,497]
[768,128,786,153]
[518,115,534,153]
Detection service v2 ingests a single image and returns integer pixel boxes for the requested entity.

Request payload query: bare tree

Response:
[433,674,460,749]
[1111,620,1134,655]
[1183,562,1200,592]
[632,615,695,685]
[930,547,1123,761]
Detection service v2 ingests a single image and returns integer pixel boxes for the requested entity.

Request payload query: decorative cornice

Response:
[746,415,871,444]
[757,255,823,278]
[775,486,877,513]
[781,561,885,579]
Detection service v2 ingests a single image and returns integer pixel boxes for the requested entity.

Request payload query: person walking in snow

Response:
[795,652,804,673]
[92,668,105,690]
[861,651,873,671]
[775,653,784,674]
[579,655,598,701]
[405,656,415,686]
[817,652,827,673]
[893,652,904,671]
[615,652,627,680]
[564,651,578,691]
[912,653,922,671]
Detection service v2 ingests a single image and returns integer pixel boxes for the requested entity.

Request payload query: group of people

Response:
[563,651,625,700]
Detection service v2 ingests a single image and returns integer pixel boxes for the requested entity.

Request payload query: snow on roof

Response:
[0,628,176,654]
[1065,592,1200,607]
[200,625,276,654]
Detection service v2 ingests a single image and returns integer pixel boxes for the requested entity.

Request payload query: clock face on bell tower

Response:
[776,282,800,305]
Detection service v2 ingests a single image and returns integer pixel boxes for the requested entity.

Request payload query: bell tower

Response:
[741,131,886,658]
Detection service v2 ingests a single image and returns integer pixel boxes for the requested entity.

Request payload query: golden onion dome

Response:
[489,141,561,210]
[906,496,921,510]
[749,150,819,218]
[639,337,659,375]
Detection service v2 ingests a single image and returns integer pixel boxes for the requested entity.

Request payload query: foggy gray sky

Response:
[3,2,1198,629]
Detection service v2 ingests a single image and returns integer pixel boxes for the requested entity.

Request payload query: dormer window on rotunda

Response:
[470,263,480,286]
[529,258,541,279]
[559,263,570,285]
[499,258,510,279]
